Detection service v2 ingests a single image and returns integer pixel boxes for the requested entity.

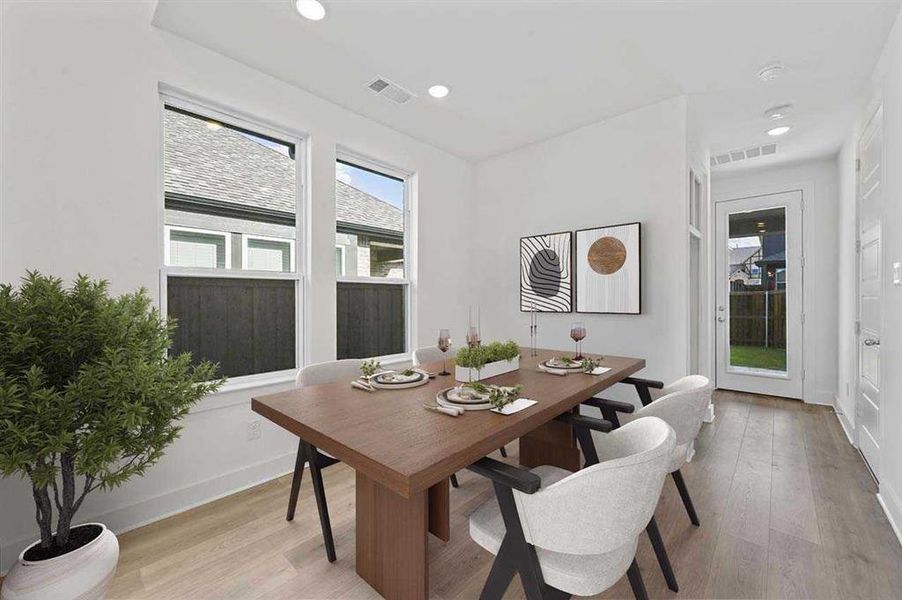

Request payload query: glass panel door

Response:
[715,191,803,399]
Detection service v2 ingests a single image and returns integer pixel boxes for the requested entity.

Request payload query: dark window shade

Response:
[337,282,405,359]
[168,277,295,377]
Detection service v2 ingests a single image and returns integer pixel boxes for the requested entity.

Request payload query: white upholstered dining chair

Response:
[412,345,451,366]
[586,374,713,592]
[467,416,676,599]
[286,358,364,562]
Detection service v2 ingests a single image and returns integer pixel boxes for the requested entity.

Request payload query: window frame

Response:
[335,147,414,364]
[335,244,347,277]
[242,234,296,273]
[164,225,232,270]
[159,87,307,389]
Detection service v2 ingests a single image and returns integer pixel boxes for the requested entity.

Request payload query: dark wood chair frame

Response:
[450,445,507,488]
[286,439,340,562]
[466,412,652,600]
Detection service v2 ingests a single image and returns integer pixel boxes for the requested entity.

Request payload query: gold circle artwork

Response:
[587,237,627,275]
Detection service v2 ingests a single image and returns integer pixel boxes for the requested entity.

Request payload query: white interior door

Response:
[857,106,883,479]
[715,191,803,398]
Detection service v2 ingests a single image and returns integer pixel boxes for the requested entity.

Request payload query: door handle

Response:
[864,338,880,347]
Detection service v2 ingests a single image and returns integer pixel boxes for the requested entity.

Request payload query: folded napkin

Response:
[538,364,568,376]
[589,366,611,376]
[492,398,538,415]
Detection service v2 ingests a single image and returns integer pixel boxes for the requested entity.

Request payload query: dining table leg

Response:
[518,415,581,471]
[356,471,429,599]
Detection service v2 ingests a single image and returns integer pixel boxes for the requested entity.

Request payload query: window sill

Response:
[191,370,297,414]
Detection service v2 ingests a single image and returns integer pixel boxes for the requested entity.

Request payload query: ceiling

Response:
[152,1,900,166]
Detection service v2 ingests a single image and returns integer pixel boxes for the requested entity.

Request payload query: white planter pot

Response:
[455,356,520,382]
[2,523,119,600]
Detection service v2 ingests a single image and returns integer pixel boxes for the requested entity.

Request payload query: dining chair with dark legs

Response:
[413,346,507,491]
[584,374,713,590]
[467,416,676,600]
[285,358,364,562]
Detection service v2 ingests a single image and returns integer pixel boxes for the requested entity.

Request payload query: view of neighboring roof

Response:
[163,108,402,233]
[729,245,760,266]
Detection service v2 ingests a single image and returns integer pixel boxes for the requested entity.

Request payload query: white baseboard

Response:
[807,389,836,406]
[833,395,856,447]
[0,451,296,575]
[877,480,902,550]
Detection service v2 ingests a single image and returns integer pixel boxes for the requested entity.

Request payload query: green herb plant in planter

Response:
[0,273,223,600]
[454,341,520,383]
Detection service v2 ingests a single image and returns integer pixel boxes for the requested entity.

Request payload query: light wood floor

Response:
[96,391,902,599]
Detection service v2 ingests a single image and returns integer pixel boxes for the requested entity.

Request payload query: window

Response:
[335,155,410,359]
[243,236,295,272]
[335,245,346,276]
[162,99,302,380]
[166,226,230,269]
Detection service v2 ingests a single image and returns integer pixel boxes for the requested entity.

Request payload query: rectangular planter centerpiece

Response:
[455,356,520,383]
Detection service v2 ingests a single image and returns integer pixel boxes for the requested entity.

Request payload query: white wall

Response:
[0,0,476,571]
[712,157,840,407]
[838,8,902,542]
[472,97,691,396]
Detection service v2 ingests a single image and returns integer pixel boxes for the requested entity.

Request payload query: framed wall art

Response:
[519,231,572,312]
[574,222,641,314]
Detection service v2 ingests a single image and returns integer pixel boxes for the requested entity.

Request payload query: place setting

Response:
[536,322,612,376]
[351,359,434,392]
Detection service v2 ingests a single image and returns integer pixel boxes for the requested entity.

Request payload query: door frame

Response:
[711,178,816,403]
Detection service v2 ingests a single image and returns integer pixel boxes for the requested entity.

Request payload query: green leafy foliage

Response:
[360,359,382,378]
[580,357,601,372]
[487,385,522,410]
[0,272,224,549]
[455,340,520,369]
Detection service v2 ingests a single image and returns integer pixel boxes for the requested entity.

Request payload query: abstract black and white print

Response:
[520,232,572,312]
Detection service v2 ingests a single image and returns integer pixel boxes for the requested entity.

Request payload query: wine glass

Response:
[437,329,451,376]
[570,322,587,359]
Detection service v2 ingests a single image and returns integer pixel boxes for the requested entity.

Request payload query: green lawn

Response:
[730,345,787,371]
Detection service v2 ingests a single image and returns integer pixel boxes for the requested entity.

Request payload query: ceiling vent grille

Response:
[366,77,415,105]
[710,143,777,167]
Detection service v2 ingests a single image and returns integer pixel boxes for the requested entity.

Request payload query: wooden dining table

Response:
[251,349,645,599]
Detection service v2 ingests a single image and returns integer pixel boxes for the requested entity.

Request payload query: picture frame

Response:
[519,231,573,313]
[574,222,641,314]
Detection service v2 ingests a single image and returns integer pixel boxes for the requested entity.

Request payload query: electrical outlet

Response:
[246,419,261,441]
[893,261,901,286]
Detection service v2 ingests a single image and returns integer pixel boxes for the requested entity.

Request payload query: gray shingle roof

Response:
[163,109,402,233]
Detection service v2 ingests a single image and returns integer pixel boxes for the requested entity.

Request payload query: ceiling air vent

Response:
[366,77,415,105]
[710,143,778,168]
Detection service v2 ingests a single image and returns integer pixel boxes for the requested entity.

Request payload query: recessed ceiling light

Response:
[295,0,325,21]
[764,104,793,120]
[428,84,450,99]
[758,63,785,82]
[767,125,791,137]
[206,120,222,130]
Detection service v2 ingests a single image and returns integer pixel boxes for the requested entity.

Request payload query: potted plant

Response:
[0,273,222,600]
[454,340,520,382]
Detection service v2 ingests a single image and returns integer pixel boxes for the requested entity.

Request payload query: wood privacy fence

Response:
[337,282,406,359]
[729,290,786,348]
[168,277,296,377]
